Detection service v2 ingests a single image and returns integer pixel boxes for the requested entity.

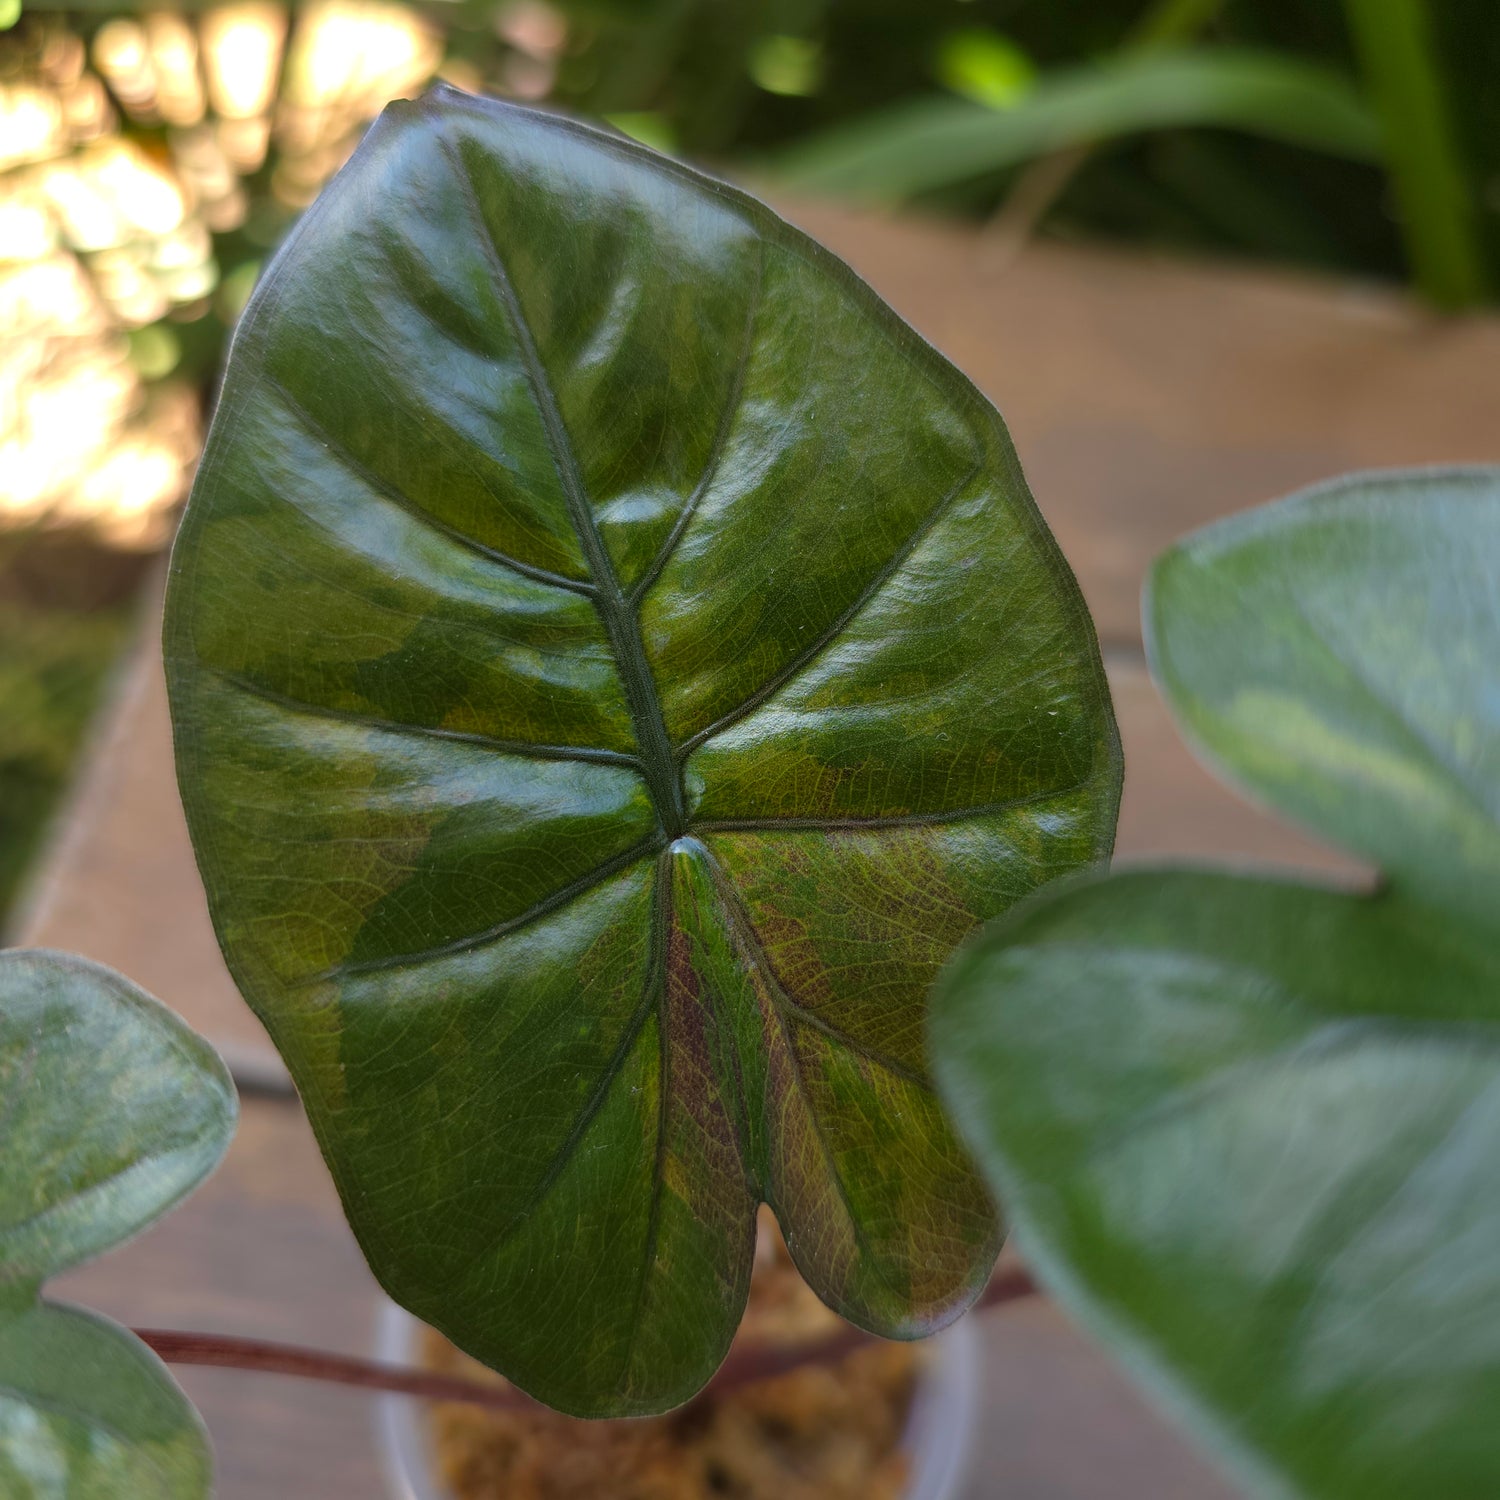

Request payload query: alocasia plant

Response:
[163,83,1121,1415]
[0,949,236,1498]
[931,468,1500,1499]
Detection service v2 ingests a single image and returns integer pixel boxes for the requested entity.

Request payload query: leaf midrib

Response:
[294,127,1097,991]
[455,836,925,1297]
[440,135,687,841]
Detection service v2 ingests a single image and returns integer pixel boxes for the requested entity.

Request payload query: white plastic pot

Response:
[373,1300,980,1500]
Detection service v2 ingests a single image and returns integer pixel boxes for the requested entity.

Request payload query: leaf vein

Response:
[692,776,1096,833]
[262,371,595,598]
[698,847,923,1302]
[305,837,659,981]
[678,458,984,758]
[211,668,642,770]
[619,855,674,1386]
[629,243,767,605]
[437,132,686,837]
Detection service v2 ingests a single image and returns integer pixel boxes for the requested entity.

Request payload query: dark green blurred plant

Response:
[771,0,1490,307]
[9,0,1496,374]
[522,0,1495,307]
[1341,0,1487,306]
[777,48,1382,208]
[0,544,140,925]
[0,605,133,920]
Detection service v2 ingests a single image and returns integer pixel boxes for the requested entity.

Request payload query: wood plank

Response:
[972,1294,1234,1500]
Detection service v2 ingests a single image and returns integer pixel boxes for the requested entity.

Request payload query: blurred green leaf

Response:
[215,261,262,327]
[935,866,1500,1500]
[777,47,1381,202]
[1342,0,1489,308]
[1130,0,1224,50]
[935,28,1036,110]
[747,33,822,97]
[0,950,237,1496]
[1148,467,1500,937]
[127,326,181,382]
[0,596,134,923]
[604,109,677,152]
[932,468,1500,1499]
[0,1303,210,1498]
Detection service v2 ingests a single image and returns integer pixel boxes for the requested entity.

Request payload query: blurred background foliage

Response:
[0,529,138,918]
[0,0,1495,924]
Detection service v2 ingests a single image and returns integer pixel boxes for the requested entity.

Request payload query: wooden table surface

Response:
[17,202,1499,1498]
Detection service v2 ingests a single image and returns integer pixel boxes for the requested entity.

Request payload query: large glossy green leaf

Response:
[0,949,236,1497]
[164,84,1121,1416]
[776,49,1381,203]
[930,468,1500,1499]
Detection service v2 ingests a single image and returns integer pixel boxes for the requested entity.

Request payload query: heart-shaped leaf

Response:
[930,468,1500,1499]
[0,949,237,1496]
[164,84,1120,1415]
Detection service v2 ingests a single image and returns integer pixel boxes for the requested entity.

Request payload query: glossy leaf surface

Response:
[164,85,1120,1416]
[931,469,1500,1499]
[0,949,235,1497]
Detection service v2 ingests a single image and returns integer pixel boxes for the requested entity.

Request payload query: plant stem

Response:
[137,1331,538,1413]
[1341,0,1487,309]
[136,1266,1037,1415]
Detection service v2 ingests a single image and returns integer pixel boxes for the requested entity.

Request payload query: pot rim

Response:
[371,1298,980,1500]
